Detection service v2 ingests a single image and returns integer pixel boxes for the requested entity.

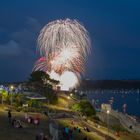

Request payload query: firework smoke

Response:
[34,18,91,90]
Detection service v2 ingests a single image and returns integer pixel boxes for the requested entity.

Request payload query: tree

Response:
[14,94,25,107]
[0,90,8,104]
[28,71,59,104]
[29,71,49,82]
[72,100,96,116]
[29,71,59,91]
[27,99,43,108]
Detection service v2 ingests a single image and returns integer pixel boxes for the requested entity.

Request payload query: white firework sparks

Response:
[38,19,90,58]
[34,18,91,90]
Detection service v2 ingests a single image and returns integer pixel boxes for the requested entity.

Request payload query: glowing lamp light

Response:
[107,110,110,114]
[70,93,73,97]
[67,96,70,99]
[10,85,14,90]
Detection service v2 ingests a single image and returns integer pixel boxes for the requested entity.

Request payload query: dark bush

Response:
[72,100,96,116]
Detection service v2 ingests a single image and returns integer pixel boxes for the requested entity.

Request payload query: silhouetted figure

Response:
[43,136,48,140]
[86,127,90,132]
[83,137,87,140]
[76,126,79,133]
[129,125,133,129]
[44,111,47,116]
[71,120,74,125]
[39,133,44,140]
[8,110,12,124]
[12,118,16,126]
[65,126,69,134]
[69,129,74,140]
[35,134,39,140]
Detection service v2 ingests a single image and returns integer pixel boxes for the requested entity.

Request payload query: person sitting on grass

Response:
[12,119,22,128]
[84,127,90,132]
[34,118,39,125]
[34,114,40,125]
[15,120,22,128]
[24,113,28,121]
[28,116,33,123]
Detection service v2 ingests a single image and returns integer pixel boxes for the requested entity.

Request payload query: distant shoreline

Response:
[2,79,140,89]
[80,79,140,90]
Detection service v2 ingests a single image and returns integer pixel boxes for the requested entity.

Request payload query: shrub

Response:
[72,100,96,116]
[45,91,58,104]
[26,99,43,108]
[22,107,42,113]
[112,124,126,132]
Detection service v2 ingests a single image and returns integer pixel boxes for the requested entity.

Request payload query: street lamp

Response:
[107,110,110,114]
[107,110,110,139]
[10,85,14,106]
[67,96,70,99]
[0,90,3,104]
[70,93,73,97]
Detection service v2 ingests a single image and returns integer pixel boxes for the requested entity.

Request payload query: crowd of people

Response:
[25,113,40,125]
[7,110,40,128]
[7,111,92,140]
[62,123,91,140]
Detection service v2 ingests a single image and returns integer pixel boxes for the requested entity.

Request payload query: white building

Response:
[101,103,111,112]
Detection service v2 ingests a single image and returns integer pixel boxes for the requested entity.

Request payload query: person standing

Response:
[8,110,12,124]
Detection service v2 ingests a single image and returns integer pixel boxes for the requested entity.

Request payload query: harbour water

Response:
[85,89,140,117]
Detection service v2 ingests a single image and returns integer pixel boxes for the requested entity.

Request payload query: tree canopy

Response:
[28,71,59,104]
[29,71,59,86]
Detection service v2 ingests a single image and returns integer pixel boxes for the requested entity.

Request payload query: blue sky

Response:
[0,0,140,82]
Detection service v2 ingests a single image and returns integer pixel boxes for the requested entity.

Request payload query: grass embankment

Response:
[55,94,140,140]
[57,119,102,140]
[0,109,49,140]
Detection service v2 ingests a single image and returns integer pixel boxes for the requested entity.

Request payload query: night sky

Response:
[0,0,140,82]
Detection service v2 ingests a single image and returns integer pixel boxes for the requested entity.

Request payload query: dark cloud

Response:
[0,17,41,82]
[26,17,41,32]
[10,17,41,54]
[0,40,21,56]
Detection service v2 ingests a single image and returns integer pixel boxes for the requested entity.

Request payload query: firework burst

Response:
[34,18,91,90]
